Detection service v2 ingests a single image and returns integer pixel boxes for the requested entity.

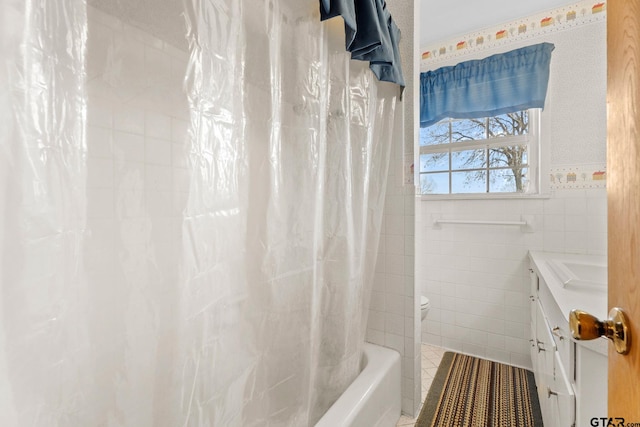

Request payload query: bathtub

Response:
[315,343,401,427]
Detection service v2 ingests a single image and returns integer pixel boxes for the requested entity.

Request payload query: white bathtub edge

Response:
[315,343,401,427]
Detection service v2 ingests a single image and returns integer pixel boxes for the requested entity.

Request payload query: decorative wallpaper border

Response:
[549,163,606,190]
[420,0,606,68]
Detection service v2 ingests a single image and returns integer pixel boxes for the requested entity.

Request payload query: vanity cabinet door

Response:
[548,351,576,427]
[530,322,538,375]
[538,276,572,370]
[532,292,576,427]
[534,301,557,426]
[529,268,538,372]
[529,268,539,372]
[575,344,607,426]
[535,301,557,359]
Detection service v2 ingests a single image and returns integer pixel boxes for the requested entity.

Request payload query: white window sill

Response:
[419,193,552,201]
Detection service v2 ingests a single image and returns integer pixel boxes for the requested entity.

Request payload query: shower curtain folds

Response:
[0,0,398,425]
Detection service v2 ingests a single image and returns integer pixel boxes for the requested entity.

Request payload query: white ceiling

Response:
[420,0,579,47]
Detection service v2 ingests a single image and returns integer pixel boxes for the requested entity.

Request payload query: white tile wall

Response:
[417,188,607,369]
[84,8,190,407]
[366,112,421,417]
[362,0,421,418]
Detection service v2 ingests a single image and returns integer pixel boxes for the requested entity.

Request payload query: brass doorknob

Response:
[569,307,630,354]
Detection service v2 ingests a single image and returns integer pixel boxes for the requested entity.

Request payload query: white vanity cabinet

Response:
[528,251,608,427]
[529,268,575,426]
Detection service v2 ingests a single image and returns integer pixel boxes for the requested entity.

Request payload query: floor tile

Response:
[396,343,445,426]
[395,415,417,426]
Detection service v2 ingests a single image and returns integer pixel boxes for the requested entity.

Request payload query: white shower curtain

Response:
[1,0,90,425]
[0,0,399,425]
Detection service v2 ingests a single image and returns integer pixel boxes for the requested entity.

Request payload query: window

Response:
[419,109,538,196]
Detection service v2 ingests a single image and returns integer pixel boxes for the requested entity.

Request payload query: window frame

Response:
[418,109,540,198]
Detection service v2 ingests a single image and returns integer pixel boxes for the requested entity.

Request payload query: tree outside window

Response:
[419,110,533,195]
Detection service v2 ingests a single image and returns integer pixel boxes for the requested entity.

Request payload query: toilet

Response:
[420,295,431,321]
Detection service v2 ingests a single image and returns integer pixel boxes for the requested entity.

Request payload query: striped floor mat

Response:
[416,352,543,427]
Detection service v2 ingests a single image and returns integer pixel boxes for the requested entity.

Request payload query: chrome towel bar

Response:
[433,219,527,226]
[431,215,534,232]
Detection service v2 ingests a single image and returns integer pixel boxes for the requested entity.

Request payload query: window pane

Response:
[452,149,486,170]
[419,109,535,196]
[420,152,449,172]
[452,170,487,193]
[450,118,486,142]
[489,145,528,168]
[489,167,529,193]
[488,111,528,137]
[420,172,449,194]
[420,121,450,146]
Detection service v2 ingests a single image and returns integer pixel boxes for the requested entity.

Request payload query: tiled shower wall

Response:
[365,138,419,411]
[417,17,607,368]
[84,8,189,407]
[365,0,421,418]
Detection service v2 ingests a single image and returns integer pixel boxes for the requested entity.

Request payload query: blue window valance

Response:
[420,43,555,127]
[320,0,405,88]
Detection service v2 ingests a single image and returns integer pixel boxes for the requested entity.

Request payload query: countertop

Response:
[528,250,608,322]
[529,250,609,356]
